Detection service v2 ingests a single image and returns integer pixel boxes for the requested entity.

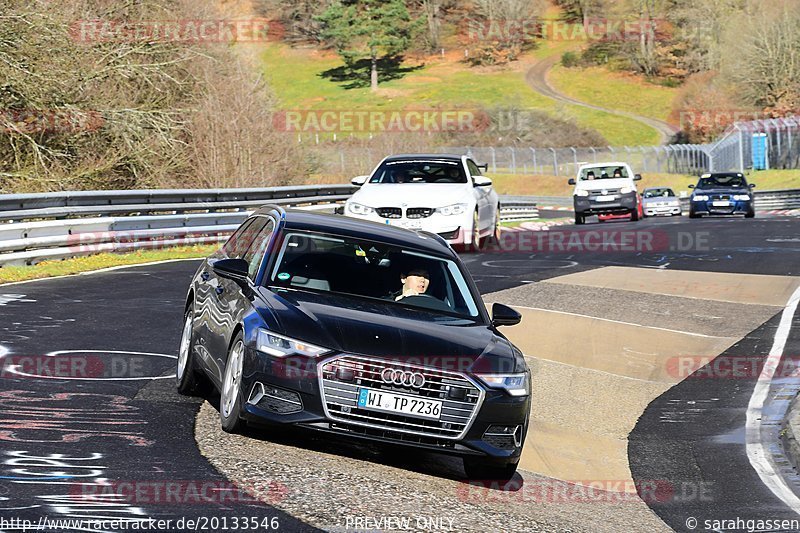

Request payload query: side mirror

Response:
[634,174,642,181]
[479,163,488,172]
[568,178,576,185]
[213,258,249,280]
[688,184,695,189]
[473,176,493,187]
[491,303,521,327]
[351,175,369,187]
[749,183,756,189]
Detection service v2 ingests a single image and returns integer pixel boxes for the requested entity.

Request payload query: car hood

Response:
[350,183,472,208]
[573,178,634,193]
[693,188,751,196]
[643,196,679,204]
[256,287,525,374]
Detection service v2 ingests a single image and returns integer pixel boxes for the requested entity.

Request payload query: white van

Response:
[567,162,643,225]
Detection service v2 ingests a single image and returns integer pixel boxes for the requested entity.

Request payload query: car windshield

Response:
[644,188,675,198]
[578,166,629,180]
[267,231,481,320]
[697,175,746,188]
[369,160,467,184]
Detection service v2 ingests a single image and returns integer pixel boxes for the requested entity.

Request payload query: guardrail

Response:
[0,186,539,266]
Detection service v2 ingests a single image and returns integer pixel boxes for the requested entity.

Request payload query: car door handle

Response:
[215,286,224,295]
[201,272,210,282]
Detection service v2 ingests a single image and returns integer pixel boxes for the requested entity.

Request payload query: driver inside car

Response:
[395,268,430,301]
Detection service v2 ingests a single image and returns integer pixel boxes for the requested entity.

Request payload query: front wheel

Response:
[630,207,640,222]
[485,207,501,246]
[745,209,755,218]
[220,334,246,433]
[689,211,700,219]
[574,213,585,225]
[463,458,518,482]
[176,307,210,396]
[470,210,482,250]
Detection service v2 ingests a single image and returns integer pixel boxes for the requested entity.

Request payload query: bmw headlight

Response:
[620,186,634,194]
[733,194,751,201]
[475,373,530,397]
[257,329,331,358]
[435,203,468,216]
[347,202,375,216]
[575,190,589,197]
[692,195,709,202]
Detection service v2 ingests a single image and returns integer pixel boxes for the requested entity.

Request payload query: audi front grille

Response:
[318,355,483,440]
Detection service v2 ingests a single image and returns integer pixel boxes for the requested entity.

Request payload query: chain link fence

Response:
[302,116,800,178]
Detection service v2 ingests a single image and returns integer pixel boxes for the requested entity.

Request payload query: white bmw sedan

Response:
[344,154,500,248]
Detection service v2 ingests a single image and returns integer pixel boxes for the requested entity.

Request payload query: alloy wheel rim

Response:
[221,341,244,418]
[177,314,192,380]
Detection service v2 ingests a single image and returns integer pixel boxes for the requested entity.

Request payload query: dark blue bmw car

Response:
[177,205,530,480]
[688,172,756,218]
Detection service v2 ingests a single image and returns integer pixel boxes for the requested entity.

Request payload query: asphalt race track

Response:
[1,213,799,532]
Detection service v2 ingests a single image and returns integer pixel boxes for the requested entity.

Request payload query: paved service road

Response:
[1,213,799,532]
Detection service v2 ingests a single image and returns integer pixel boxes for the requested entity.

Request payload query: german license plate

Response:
[357,388,442,420]
[713,201,730,207]
[595,195,614,202]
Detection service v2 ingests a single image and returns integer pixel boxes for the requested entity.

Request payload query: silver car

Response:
[642,187,681,217]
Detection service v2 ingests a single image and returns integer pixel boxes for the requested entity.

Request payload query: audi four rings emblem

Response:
[381,368,426,388]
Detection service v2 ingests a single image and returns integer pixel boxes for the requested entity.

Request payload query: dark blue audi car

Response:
[688,172,756,218]
[177,205,530,480]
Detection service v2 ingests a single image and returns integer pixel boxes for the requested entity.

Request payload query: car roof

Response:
[382,154,466,163]
[644,187,673,190]
[580,162,629,169]
[700,172,746,179]
[253,206,454,257]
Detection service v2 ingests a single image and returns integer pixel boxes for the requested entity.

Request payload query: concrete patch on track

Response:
[483,266,799,493]
[542,266,800,306]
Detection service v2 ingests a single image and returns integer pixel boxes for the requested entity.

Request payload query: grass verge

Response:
[491,169,800,197]
[0,244,218,285]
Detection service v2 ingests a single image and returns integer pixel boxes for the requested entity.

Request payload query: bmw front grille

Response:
[318,355,483,440]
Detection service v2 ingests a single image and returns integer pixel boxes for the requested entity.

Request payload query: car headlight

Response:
[733,194,751,201]
[575,190,589,197]
[620,187,634,194]
[435,203,467,216]
[347,202,375,216]
[692,195,709,202]
[257,329,331,358]
[475,373,530,397]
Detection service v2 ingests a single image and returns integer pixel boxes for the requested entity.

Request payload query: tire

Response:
[485,206,501,246]
[220,333,246,433]
[176,307,210,396]
[630,207,640,222]
[574,213,585,225]
[463,458,518,482]
[745,209,755,218]
[689,211,699,219]
[470,210,482,251]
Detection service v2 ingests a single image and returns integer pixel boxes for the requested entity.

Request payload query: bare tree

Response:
[721,0,800,112]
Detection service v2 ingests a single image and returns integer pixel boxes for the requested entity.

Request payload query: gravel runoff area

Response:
[195,402,669,532]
